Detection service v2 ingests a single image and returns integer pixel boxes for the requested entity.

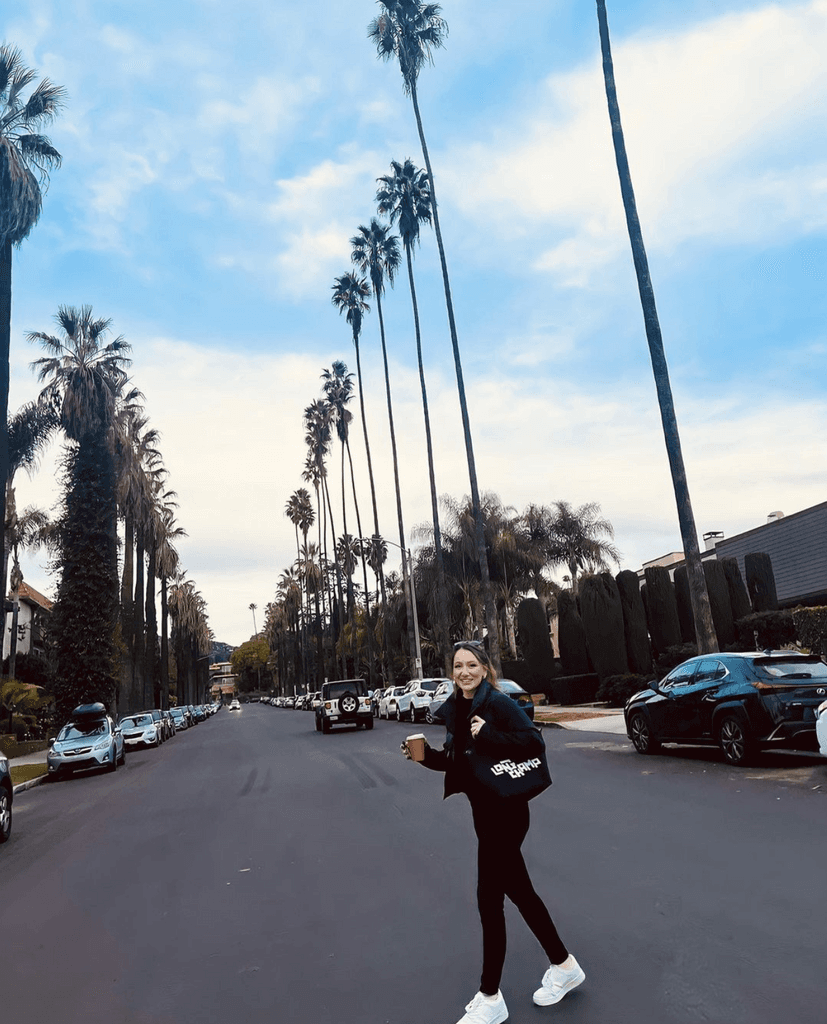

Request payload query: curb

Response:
[13,772,50,795]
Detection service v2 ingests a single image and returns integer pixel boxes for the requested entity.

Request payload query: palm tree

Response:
[28,305,131,720]
[350,219,419,676]
[0,46,65,581]
[376,156,450,665]
[595,0,716,652]
[249,602,258,637]
[155,502,185,708]
[368,3,500,670]
[546,500,620,595]
[330,273,388,609]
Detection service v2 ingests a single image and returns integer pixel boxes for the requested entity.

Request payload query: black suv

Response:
[315,679,374,733]
[624,651,827,766]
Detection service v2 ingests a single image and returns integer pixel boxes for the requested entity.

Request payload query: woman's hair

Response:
[451,641,500,691]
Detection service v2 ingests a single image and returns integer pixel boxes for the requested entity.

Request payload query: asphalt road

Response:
[1,705,825,1024]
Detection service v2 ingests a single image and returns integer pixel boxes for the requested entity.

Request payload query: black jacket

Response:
[421,680,545,799]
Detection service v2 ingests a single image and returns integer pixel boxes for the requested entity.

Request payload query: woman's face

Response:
[453,647,486,698]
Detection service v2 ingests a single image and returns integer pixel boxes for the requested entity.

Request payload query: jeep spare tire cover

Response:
[338,691,359,714]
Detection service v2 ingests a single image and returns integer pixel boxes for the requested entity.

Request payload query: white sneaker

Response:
[532,955,585,1006]
[455,989,509,1024]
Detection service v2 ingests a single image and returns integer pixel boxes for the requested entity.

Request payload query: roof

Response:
[16,582,53,611]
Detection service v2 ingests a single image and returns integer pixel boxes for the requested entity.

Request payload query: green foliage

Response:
[615,569,652,674]
[720,558,752,622]
[550,673,599,706]
[791,606,827,655]
[515,598,557,689]
[703,559,734,648]
[643,566,681,657]
[733,610,796,651]
[578,574,628,681]
[50,438,119,724]
[596,673,654,708]
[653,644,698,678]
[556,590,590,675]
[744,552,778,612]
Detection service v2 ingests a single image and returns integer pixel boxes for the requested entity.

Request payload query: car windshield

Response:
[498,680,527,694]
[58,721,107,741]
[121,715,152,727]
[420,679,445,691]
[753,658,827,681]
[170,708,184,717]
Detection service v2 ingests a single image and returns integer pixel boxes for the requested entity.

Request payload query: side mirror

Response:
[48,736,55,746]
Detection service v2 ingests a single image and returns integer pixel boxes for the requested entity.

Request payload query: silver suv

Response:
[47,703,125,779]
[315,679,374,733]
[395,678,452,723]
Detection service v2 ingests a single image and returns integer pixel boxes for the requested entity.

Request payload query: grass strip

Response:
[10,763,48,787]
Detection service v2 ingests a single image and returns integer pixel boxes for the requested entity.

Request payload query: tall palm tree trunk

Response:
[408,82,499,670]
[596,0,717,653]
[404,242,450,664]
[145,546,158,706]
[345,438,376,687]
[375,292,418,676]
[133,533,146,710]
[160,575,169,706]
[0,239,11,656]
[323,475,347,677]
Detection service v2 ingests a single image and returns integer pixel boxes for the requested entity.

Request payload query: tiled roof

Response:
[16,581,54,611]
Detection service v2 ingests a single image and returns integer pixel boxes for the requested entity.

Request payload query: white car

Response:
[229,699,241,711]
[426,679,454,724]
[395,678,452,723]
[119,712,161,748]
[816,699,827,757]
[378,686,407,720]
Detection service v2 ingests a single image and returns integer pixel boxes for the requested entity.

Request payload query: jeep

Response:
[315,679,374,733]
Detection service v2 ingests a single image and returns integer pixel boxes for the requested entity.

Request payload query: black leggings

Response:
[470,795,568,996]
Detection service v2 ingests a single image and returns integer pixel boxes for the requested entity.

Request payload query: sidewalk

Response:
[535,704,628,736]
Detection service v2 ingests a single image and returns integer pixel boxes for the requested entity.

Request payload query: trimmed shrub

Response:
[720,557,752,622]
[550,673,600,706]
[643,566,682,657]
[501,659,548,696]
[578,574,628,681]
[672,565,695,643]
[734,610,797,651]
[616,570,652,675]
[654,643,698,678]
[791,606,827,656]
[516,598,558,690]
[557,591,591,675]
[744,552,778,612]
[703,559,735,648]
[596,673,654,708]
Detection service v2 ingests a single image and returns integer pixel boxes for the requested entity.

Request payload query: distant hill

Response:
[210,641,234,664]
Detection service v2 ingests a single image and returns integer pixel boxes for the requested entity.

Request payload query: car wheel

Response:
[321,717,331,734]
[108,744,118,772]
[718,714,755,766]
[315,715,321,732]
[0,787,11,843]
[339,692,359,715]
[118,744,126,765]
[364,717,374,730]
[410,705,417,724]
[425,708,434,725]
[629,712,660,754]
[395,706,402,722]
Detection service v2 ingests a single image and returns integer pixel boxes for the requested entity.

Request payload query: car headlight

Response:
[50,743,62,755]
[94,738,112,751]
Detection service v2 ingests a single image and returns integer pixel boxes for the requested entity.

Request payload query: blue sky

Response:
[7,0,827,646]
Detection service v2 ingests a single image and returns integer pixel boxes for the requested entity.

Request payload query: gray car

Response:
[47,704,125,779]
[0,752,12,843]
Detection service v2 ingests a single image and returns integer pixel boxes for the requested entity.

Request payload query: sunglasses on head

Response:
[453,640,484,650]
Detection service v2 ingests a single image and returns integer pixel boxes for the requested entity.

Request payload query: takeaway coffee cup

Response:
[405,733,426,762]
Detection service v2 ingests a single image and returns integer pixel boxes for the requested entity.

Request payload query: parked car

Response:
[379,685,407,720]
[47,703,125,779]
[119,712,162,748]
[395,677,451,723]
[0,751,12,844]
[170,707,189,730]
[816,697,827,758]
[498,679,536,722]
[315,679,373,733]
[624,651,827,766]
[161,709,175,738]
[426,679,453,724]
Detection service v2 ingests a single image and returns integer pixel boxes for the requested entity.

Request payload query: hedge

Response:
[734,610,796,651]
[550,673,600,706]
[791,606,827,655]
[595,673,654,708]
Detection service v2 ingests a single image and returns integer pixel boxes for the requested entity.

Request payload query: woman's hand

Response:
[470,715,486,739]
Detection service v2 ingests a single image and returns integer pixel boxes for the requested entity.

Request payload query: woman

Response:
[402,641,585,1024]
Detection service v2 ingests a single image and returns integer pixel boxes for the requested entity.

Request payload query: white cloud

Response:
[439,0,827,282]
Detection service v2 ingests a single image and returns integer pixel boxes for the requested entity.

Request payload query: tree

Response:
[0,46,65,592]
[368,3,500,671]
[28,306,131,722]
[595,0,717,653]
[231,638,269,693]
[350,218,419,676]
[546,500,620,595]
[376,157,450,665]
